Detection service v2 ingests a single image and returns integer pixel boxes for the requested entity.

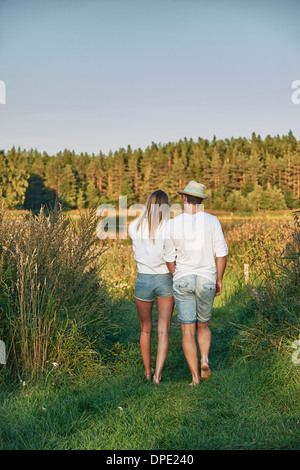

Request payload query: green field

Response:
[0,208,299,450]
[1,276,299,450]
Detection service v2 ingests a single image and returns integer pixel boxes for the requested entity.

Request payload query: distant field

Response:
[5,207,293,247]
[5,208,293,219]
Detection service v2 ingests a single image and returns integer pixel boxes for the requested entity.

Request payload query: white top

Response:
[129,218,170,274]
[163,211,228,284]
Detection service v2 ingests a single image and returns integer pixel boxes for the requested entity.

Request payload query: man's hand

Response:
[215,280,222,296]
[216,256,227,296]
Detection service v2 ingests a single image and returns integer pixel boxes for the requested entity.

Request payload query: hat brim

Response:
[177,190,208,199]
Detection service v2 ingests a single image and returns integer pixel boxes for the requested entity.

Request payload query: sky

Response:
[0,0,300,155]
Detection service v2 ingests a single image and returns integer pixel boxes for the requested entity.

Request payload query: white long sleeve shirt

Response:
[163,211,228,284]
[129,219,170,274]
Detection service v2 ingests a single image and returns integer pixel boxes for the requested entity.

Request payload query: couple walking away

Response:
[129,181,228,386]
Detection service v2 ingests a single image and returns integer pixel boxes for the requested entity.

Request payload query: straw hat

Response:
[177,181,208,199]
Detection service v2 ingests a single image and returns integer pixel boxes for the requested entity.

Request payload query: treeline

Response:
[0,132,299,212]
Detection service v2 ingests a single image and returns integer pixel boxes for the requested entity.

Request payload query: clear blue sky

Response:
[0,0,299,155]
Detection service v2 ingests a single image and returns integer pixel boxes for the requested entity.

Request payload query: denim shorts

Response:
[173,275,216,324]
[134,272,173,302]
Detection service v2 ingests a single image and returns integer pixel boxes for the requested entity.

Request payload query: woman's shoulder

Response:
[129,217,145,239]
[128,219,137,238]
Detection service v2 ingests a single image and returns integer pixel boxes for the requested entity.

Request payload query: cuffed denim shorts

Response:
[134,272,173,302]
[173,275,216,324]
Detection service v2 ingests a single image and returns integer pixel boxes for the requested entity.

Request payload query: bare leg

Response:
[153,296,174,384]
[181,322,200,385]
[135,299,153,379]
[197,321,212,380]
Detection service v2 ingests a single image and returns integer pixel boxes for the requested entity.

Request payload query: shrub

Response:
[231,210,300,382]
[0,200,114,379]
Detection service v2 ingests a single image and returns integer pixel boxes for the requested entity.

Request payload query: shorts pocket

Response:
[202,282,216,291]
[173,281,188,290]
[173,281,194,298]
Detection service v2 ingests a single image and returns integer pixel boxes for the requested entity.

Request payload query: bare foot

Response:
[189,372,200,386]
[189,380,200,386]
[145,368,154,380]
[153,374,161,385]
[201,363,211,381]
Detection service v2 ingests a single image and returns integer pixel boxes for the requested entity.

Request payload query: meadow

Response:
[0,204,299,450]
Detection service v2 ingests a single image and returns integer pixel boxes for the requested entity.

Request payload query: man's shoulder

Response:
[202,211,220,225]
[202,211,215,219]
[168,213,185,224]
[169,211,221,226]
[198,212,223,234]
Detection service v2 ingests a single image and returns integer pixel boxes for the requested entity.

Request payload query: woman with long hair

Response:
[129,190,174,384]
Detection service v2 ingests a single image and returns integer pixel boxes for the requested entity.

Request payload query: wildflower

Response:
[42,407,47,411]
[52,362,59,367]
[118,407,124,411]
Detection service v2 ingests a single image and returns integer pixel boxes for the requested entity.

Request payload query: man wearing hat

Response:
[163,181,228,385]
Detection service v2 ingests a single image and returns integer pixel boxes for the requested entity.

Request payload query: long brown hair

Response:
[136,190,170,243]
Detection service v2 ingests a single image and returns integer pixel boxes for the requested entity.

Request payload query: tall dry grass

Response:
[0,200,113,379]
[223,217,294,273]
[230,210,300,384]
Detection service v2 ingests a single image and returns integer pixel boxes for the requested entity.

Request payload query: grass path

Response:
[0,287,299,450]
